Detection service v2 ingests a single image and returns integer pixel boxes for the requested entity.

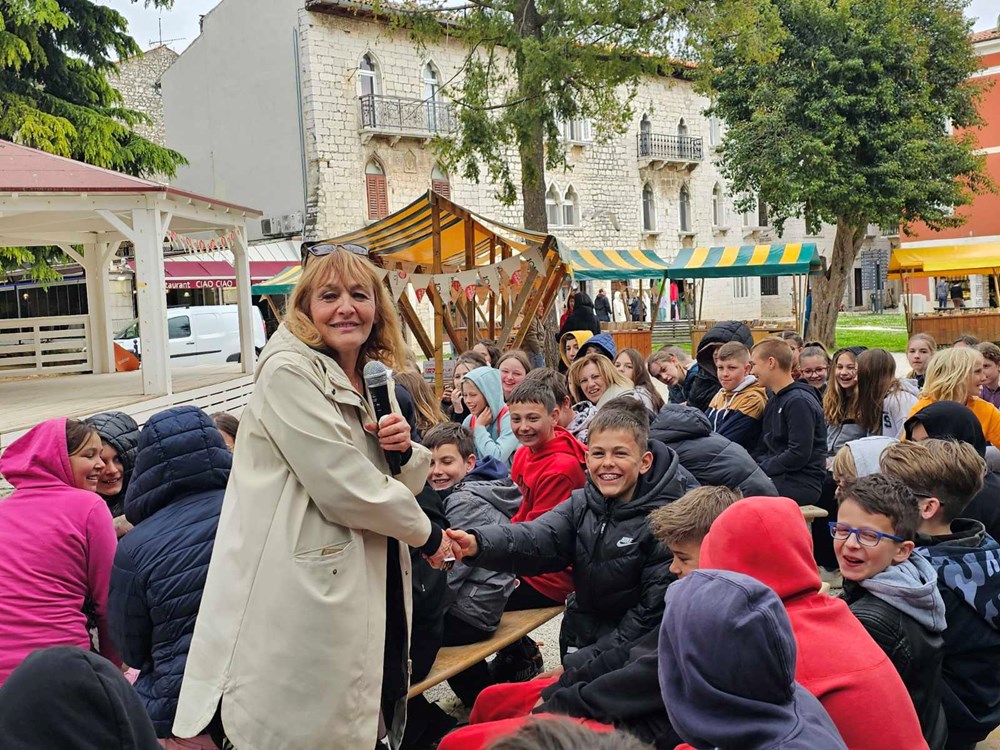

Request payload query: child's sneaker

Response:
[489,636,543,683]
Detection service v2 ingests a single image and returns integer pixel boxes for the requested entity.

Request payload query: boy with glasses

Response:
[833,474,947,750]
[880,439,1000,750]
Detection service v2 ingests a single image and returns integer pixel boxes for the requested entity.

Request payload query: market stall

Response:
[890,242,1000,343]
[668,242,823,347]
[252,191,568,392]
[566,248,671,356]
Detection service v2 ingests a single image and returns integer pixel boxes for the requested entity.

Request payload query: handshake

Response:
[424,529,479,570]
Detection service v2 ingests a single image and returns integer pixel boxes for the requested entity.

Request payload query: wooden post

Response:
[489,235,497,338]
[791,274,799,333]
[697,279,706,323]
[650,271,667,329]
[465,216,476,349]
[431,194,445,398]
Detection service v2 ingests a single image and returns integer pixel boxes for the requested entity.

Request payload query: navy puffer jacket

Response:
[108,406,231,737]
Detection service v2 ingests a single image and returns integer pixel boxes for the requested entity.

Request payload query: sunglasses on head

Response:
[300,242,368,267]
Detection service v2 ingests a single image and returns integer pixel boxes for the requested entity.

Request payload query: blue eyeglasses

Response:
[829,522,904,548]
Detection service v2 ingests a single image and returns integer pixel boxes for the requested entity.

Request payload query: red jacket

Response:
[700,497,928,750]
[509,427,587,602]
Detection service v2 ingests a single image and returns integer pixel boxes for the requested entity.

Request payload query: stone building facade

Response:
[112,45,179,147]
[161,0,884,322]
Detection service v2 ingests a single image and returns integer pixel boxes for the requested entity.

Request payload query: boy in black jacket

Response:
[437,485,741,750]
[833,473,948,750]
[880,439,1000,750]
[446,404,688,668]
[750,338,827,505]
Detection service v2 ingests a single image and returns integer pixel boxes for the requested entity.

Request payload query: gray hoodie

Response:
[443,462,522,632]
[860,555,946,634]
[845,435,899,479]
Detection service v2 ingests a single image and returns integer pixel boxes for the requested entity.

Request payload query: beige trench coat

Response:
[172,325,432,750]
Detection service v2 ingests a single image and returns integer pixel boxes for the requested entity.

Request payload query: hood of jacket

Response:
[573,291,595,314]
[659,570,847,750]
[527,426,589,465]
[85,411,139,502]
[257,323,358,393]
[124,405,232,525]
[463,365,506,419]
[847,436,899,478]
[559,330,594,366]
[649,403,713,444]
[701,496,821,601]
[596,382,635,409]
[857,556,947,633]
[775,379,824,406]
[696,321,753,374]
[577,332,616,361]
[916,519,1000,630]
[725,373,761,396]
[466,455,509,482]
[905,401,987,457]
[582,440,679,520]
[0,417,76,490]
[456,473,522,519]
[0,647,162,750]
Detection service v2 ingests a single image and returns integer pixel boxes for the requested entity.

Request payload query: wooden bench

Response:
[801,504,828,531]
[408,606,564,699]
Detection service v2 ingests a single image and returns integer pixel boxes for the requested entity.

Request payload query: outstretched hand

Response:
[445,528,478,561]
[424,534,456,570]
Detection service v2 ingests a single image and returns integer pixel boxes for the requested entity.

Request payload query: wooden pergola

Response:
[260,191,568,392]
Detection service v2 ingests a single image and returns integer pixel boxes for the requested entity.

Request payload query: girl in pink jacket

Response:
[0,417,119,685]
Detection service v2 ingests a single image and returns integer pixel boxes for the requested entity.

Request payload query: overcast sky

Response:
[104,0,998,54]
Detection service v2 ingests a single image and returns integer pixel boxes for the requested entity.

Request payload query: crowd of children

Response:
[3,312,1000,750]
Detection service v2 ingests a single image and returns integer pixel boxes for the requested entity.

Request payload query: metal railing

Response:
[359,94,457,135]
[637,133,704,162]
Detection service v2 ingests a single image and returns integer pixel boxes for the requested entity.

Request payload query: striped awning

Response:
[568,249,670,281]
[317,190,550,267]
[668,243,822,279]
[252,264,302,295]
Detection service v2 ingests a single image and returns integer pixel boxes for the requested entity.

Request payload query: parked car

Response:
[114,305,267,367]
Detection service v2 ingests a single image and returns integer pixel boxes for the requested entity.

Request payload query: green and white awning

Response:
[568,248,670,281]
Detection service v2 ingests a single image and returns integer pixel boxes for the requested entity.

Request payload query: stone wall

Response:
[111,45,179,147]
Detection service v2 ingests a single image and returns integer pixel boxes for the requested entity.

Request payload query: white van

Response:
[115,305,267,367]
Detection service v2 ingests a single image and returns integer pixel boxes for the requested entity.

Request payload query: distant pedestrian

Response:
[936,279,948,310]
[594,289,612,323]
[951,281,964,308]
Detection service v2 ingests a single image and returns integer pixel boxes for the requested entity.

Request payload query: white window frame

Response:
[679,186,692,233]
[358,52,381,98]
[642,183,657,233]
[712,184,725,227]
[562,185,579,227]
[560,117,593,145]
[546,183,563,228]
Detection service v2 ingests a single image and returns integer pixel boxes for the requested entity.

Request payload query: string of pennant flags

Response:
[164,229,241,253]
[372,247,547,304]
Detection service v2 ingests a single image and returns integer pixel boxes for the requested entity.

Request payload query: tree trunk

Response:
[807,217,867,349]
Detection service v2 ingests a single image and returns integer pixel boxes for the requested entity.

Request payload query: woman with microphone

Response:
[172,243,452,750]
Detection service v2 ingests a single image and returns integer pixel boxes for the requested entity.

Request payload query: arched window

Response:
[642,183,656,232]
[562,186,579,227]
[431,165,451,199]
[679,187,691,232]
[423,63,442,131]
[359,53,380,98]
[365,159,388,220]
[712,184,724,227]
[546,184,562,228]
[639,114,652,157]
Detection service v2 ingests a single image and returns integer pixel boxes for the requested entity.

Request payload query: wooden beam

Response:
[513,253,564,350]
[398,293,435,358]
[650,271,667,328]
[498,261,542,349]
[489,235,497,339]
[431,195,445,397]
[466,217,477,349]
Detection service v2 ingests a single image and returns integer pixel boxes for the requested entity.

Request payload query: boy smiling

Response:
[447,404,689,668]
[706,342,767,451]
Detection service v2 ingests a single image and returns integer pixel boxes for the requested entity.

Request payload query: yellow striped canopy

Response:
[322,190,549,267]
[668,243,822,279]
[568,249,669,281]
[890,243,1000,277]
[251,264,301,295]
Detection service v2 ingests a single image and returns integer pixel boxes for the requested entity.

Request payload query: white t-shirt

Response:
[881,387,919,438]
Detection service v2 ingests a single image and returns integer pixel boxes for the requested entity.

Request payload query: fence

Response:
[359,94,457,135]
[0,315,92,377]
[637,133,704,162]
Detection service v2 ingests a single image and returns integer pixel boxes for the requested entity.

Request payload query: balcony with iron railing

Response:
[359,94,457,140]
[637,133,704,170]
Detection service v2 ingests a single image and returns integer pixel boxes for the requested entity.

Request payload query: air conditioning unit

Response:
[260,212,305,237]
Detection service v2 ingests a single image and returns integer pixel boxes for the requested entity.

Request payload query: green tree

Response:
[393,0,782,232]
[0,0,187,280]
[703,0,991,346]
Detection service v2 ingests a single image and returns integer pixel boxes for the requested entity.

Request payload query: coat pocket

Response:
[294,539,354,563]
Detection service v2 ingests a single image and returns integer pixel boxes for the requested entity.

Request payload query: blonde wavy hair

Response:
[568,352,632,404]
[919,346,983,404]
[284,249,407,374]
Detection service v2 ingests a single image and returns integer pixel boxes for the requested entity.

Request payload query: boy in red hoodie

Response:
[700,496,928,750]
[494,378,588,681]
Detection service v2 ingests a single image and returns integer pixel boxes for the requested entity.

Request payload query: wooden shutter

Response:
[431,178,451,199]
[366,173,388,220]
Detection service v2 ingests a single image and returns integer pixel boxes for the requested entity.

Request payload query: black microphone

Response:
[363,360,401,476]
